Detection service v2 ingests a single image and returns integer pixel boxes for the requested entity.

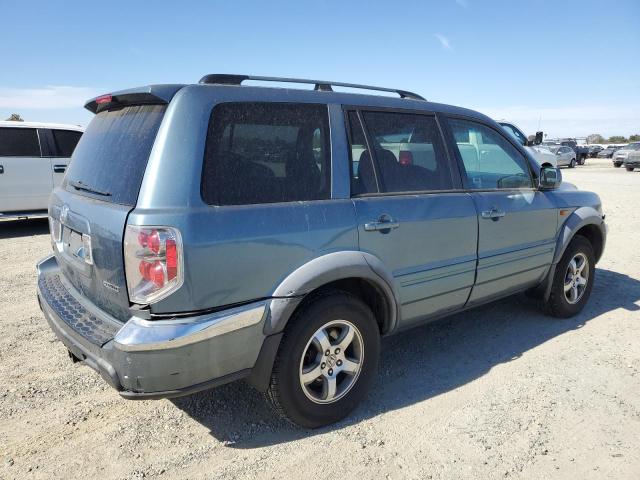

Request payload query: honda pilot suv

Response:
[37,75,607,428]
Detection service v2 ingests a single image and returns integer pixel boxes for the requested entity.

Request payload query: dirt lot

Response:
[1,157,639,480]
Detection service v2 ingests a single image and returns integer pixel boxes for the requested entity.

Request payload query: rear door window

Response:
[64,104,165,205]
[202,102,331,205]
[0,127,41,157]
[354,111,453,194]
[51,129,82,157]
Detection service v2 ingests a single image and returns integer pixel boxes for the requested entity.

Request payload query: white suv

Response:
[0,121,83,217]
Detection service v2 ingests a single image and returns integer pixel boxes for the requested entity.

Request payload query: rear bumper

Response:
[37,255,276,398]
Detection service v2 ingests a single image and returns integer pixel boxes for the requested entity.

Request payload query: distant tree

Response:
[608,135,627,143]
[586,134,605,144]
[629,134,640,142]
[5,113,24,121]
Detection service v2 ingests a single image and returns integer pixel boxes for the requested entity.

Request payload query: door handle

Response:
[53,165,67,173]
[0,165,3,174]
[481,208,506,221]
[364,214,400,233]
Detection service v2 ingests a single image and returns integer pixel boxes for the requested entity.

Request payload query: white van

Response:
[0,121,83,217]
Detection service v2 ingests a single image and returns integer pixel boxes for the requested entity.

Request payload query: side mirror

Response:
[534,131,543,145]
[539,166,562,190]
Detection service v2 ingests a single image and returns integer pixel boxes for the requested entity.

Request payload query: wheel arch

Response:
[533,206,606,302]
[266,251,400,336]
[247,251,399,392]
[553,207,606,264]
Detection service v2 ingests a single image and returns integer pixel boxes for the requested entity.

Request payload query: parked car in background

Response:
[623,150,640,171]
[0,121,83,217]
[589,145,604,157]
[548,145,576,167]
[559,139,589,165]
[498,121,557,167]
[598,146,618,159]
[37,74,606,428]
[612,142,640,167]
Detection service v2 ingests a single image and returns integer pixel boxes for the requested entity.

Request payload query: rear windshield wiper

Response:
[68,180,112,197]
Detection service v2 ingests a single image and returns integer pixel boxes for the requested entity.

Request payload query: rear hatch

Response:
[49,100,168,322]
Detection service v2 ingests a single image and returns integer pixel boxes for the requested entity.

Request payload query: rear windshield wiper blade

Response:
[68,180,112,197]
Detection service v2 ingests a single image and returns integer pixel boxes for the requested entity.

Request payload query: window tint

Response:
[0,127,41,157]
[65,104,165,205]
[448,119,532,189]
[202,103,330,205]
[354,111,452,194]
[52,129,82,157]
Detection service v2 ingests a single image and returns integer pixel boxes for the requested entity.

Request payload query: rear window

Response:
[65,105,165,205]
[202,102,331,206]
[0,127,41,157]
[52,129,82,157]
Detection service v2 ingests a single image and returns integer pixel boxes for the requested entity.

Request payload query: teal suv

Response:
[37,75,607,427]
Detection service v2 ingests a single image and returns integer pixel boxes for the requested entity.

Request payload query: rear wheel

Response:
[266,292,380,428]
[614,162,622,168]
[569,158,576,168]
[626,166,635,172]
[542,235,595,318]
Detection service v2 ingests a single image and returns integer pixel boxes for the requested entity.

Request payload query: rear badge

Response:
[103,281,120,293]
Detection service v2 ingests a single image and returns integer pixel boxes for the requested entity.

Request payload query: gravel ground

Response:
[1,157,639,480]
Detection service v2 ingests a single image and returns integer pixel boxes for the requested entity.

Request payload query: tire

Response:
[614,162,622,168]
[579,157,585,165]
[542,235,595,318]
[569,158,576,168]
[266,291,380,428]
[626,166,635,172]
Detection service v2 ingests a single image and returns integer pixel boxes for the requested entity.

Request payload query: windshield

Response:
[65,104,166,205]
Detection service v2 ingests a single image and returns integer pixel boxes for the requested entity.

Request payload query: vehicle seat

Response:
[285,151,322,201]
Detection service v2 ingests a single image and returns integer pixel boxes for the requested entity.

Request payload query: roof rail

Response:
[198,74,426,101]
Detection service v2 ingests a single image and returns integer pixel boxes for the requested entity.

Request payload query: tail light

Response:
[124,225,183,304]
[399,150,413,166]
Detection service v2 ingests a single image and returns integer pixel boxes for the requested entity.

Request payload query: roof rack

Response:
[198,74,426,101]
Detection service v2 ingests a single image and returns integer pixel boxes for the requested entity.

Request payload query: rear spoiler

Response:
[84,84,184,114]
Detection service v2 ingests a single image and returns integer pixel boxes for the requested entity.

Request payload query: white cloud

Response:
[433,33,453,51]
[470,104,640,138]
[0,86,101,110]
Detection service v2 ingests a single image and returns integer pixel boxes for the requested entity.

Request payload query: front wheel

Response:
[626,166,635,172]
[542,235,595,318]
[614,162,622,168]
[266,292,380,428]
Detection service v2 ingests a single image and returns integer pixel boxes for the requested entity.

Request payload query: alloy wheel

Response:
[299,320,364,404]
[564,252,589,304]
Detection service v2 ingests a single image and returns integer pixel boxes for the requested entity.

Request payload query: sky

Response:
[1,0,638,139]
